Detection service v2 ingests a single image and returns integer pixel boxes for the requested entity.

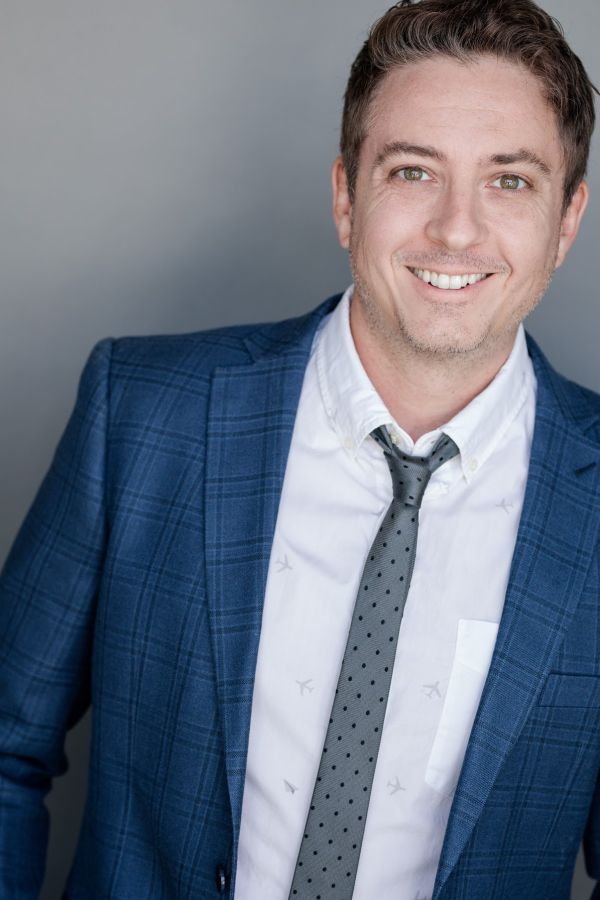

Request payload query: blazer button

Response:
[215,864,228,894]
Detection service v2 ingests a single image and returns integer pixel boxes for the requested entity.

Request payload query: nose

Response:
[424,181,488,251]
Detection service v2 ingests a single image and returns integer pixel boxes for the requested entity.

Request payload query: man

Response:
[1,0,599,897]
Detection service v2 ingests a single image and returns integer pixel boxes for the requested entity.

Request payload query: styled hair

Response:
[341,0,597,207]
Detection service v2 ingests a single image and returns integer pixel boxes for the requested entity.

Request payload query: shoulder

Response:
[75,294,341,411]
[526,333,600,445]
[110,321,268,375]
[103,294,341,379]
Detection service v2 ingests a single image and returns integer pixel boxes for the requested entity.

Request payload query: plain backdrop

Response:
[1,2,598,896]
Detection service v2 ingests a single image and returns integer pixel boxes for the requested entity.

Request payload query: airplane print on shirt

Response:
[421,681,441,699]
[296,678,315,695]
[387,776,406,795]
[275,554,293,572]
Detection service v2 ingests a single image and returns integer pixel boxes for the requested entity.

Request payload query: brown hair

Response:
[341,0,597,207]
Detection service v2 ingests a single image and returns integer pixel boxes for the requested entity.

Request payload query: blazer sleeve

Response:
[0,339,112,898]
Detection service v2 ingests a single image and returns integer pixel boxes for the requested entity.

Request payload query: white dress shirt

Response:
[235,286,537,900]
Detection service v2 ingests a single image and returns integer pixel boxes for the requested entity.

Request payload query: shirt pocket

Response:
[425,618,499,797]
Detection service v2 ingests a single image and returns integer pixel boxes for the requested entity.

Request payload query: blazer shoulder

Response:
[527,334,600,445]
[544,365,600,442]
[557,375,600,443]
[110,322,260,375]
[97,294,342,391]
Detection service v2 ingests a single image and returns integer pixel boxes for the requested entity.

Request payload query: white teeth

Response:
[412,269,488,290]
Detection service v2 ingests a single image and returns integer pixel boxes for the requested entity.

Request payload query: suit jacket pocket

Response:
[537,672,600,707]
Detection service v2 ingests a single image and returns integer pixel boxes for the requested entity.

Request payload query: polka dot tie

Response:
[288,427,460,900]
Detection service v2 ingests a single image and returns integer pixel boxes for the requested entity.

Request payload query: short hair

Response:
[341,0,597,208]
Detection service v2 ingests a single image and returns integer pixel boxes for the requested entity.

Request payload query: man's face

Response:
[333,55,588,366]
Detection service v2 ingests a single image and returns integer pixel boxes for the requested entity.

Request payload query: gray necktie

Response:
[288,427,459,900]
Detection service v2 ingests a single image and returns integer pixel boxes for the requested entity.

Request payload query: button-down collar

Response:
[315,285,536,485]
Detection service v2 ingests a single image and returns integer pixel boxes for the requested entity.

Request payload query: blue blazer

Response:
[1,294,600,899]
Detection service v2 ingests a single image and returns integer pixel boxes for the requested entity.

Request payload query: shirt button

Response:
[215,864,228,894]
[343,436,353,450]
[468,458,479,472]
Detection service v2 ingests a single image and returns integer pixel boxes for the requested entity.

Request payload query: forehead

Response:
[364,55,563,167]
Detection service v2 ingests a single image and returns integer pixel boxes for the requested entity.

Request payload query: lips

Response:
[408,267,490,290]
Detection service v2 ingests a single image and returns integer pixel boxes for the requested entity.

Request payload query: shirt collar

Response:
[315,285,536,483]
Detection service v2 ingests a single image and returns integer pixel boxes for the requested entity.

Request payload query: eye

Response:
[394,166,432,183]
[492,173,528,191]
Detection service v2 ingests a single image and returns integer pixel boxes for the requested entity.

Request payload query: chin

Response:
[353,275,512,363]
[396,330,491,360]
[386,308,500,360]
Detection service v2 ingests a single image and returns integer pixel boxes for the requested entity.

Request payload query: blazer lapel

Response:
[433,337,600,898]
[203,296,340,856]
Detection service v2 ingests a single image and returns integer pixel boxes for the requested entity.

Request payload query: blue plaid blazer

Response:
[1,294,600,899]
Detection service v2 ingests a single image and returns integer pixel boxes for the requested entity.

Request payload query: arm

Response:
[0,340,112,897]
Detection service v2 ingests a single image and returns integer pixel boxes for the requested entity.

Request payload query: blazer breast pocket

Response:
[537,672,600,707]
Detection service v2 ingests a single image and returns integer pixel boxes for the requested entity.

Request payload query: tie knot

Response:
[371,427,460,507]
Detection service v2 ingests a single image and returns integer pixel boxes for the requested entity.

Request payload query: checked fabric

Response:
[288,427,460,899]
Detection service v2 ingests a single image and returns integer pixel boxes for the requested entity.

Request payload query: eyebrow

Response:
[373,142,444,169]
[373,141,552,178]
[489,150,551,177]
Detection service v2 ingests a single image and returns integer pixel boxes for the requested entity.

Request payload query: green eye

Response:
[397,166,431,182]
[495,174,527,190]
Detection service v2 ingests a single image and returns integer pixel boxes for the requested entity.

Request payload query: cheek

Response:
[352,197,421,262]
[506,230,558,284]
[487,201,557,258]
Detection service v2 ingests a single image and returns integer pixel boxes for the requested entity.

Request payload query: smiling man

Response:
[1,1,599,899]
[335,51,589,439]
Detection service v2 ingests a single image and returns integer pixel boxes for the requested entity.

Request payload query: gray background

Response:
[1,1,598,896]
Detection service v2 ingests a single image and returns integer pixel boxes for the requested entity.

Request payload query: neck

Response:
[349,298,516,442]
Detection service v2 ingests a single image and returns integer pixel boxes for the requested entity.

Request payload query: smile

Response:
[408,268,490,291]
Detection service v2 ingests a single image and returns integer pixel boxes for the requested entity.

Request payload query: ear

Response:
[555,180,589,268]
[332,156,352,249]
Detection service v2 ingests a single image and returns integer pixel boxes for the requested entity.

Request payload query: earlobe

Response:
[332,157,352,249]
[555,180,589,268]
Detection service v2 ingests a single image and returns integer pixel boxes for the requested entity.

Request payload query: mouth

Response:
[407,267,492,291]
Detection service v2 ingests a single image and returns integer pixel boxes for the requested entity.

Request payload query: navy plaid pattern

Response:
[0,293,599,899]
